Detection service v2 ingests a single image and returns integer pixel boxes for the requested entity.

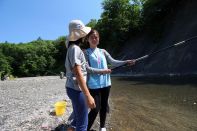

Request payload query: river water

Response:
[109,77,197,131]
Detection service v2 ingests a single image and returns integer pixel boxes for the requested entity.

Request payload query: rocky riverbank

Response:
[0,76,72,130]
[0,76,111,131]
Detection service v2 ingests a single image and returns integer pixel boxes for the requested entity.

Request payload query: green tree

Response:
[53,36,67,73]
[95,0,142,55]
[87,19,97,28]
[0,39,59,77]
[0,49,12,77]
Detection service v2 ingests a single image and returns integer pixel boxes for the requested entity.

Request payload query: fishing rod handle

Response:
[135,55,149,62]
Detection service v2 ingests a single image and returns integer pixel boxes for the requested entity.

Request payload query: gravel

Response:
[0,76,73,131]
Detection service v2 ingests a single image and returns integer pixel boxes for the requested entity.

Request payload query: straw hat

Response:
[68,20,91,41]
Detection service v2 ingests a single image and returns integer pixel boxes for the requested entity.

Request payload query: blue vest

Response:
[86,48,111,89]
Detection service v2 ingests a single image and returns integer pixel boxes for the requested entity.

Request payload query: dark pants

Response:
[88,86,111,130]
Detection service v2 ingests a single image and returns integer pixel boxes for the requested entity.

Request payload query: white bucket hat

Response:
[68,20,91,41]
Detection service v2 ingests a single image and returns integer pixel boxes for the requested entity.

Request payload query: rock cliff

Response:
[116,0,197,76]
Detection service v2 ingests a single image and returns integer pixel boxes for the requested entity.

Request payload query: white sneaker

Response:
[100,127,106,131]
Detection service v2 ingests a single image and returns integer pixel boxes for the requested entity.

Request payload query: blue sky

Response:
[0,0,103,43]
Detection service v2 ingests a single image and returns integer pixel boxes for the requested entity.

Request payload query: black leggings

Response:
[88,86,111,130]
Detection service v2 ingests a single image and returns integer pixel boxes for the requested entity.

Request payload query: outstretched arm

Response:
[103,49,135,67]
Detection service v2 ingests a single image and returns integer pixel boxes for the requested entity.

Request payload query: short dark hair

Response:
[68,38,83,48]
[87,29,99,39]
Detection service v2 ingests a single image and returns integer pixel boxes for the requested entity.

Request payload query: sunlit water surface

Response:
[109,77,197,131]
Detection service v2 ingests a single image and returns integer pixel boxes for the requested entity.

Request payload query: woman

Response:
[85,29,135,131]
[65,20,96,131]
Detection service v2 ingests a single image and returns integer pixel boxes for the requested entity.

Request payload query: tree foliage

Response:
[0,39,65,77]
[86,19,98,28]
[0,0,178,77]
[92,0,142,55]
[0,49,12,77]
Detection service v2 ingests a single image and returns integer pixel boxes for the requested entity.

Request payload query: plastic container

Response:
[54,101,66,116]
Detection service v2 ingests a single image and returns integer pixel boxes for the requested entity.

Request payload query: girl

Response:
[85,29,135,131]
[65,20,96,131]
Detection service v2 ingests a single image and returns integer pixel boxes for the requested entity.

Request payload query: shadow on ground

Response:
[53,124,69,131]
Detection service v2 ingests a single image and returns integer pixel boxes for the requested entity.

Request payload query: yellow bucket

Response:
[54,101,66,116]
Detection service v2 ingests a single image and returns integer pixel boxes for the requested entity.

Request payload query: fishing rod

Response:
[111,35,197,70]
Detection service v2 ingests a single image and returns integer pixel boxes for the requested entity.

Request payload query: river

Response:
[109,77,197,131]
